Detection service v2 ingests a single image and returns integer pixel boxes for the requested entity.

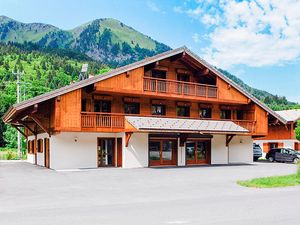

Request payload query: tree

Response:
[295,120,300,141]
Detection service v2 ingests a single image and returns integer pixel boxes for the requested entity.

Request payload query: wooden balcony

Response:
[81,112,256,134]
[233,120,256,133]
[143,77,218,98]
[81,112,125,131]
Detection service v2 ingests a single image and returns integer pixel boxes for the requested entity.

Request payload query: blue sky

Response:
[1,0,299,103]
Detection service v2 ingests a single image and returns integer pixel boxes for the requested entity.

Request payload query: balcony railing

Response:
[233,120,256,133]
[81,112,125,129]
[81,112,256,133]
[143,77,218,98]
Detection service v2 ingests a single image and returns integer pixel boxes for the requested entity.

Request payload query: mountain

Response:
[219,69,299,110]
[0,16,171,67]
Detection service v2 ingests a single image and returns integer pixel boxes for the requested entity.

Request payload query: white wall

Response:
[211,135,253,164]
[27,154,35,164]
[123,133,148,168]
[211,135,228,164]
[28,133,49,166]
[177,142,185,166]
[50,132,123,170]
[228,136,252,163]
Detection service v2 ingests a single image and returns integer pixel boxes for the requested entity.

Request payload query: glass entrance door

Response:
[149,139,177,166]
[186,140,210,165]
[98,138,115,167]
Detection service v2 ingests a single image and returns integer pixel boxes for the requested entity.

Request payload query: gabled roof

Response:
[126,116,249,134]
[276,109,300,122]
[2,46,287,124]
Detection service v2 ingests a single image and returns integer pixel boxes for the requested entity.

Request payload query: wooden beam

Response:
[21,122,36,135]
[125,132,133,147]
[12,125,27,138]
[226,134,235,147]
[30,115,50,135]
[170,53,183,62]
[32,104,38,114]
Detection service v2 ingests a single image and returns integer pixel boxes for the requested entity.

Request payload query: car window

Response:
[275,149,281,153]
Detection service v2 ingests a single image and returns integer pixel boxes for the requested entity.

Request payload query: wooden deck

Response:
[143,77,218,99]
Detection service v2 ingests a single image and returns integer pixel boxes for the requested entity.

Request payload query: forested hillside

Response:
[0,16,171,67]
[219,69,300,111]
[0,43,109,147]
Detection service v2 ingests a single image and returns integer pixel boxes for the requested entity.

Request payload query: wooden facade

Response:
[16,54,271,137]
[4,47,283,142]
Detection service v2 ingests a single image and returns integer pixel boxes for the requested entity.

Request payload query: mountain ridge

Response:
[0,16,171,67]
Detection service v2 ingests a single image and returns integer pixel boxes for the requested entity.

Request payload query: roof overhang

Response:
[125,116,249,134]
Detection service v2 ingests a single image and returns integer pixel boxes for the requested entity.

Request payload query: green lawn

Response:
[238,164,300,188]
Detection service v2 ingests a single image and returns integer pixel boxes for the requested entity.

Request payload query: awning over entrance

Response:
[126,116,249,134]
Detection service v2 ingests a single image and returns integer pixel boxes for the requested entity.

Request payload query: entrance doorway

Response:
[97,138,115,167]
[186,140,211,165]
[149,139,177,166]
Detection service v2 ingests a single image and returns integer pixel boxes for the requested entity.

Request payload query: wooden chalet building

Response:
[255,109,300,153]
[3,47,287,170]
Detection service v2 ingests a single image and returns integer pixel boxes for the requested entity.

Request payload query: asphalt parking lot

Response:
[0,161,299,225]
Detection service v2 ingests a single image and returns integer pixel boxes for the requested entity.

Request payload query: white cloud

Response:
[147,1,165,14]
[192,33,201,43]
[174,0,300,69]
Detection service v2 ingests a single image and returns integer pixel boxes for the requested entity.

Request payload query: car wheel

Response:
[268,156,274,162]
[293,158,299,164]
[253,157,259,161]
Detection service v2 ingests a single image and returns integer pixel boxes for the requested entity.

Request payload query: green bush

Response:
[0,149,19,160]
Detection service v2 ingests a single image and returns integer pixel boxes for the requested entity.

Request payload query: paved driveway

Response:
[0,161,299,225]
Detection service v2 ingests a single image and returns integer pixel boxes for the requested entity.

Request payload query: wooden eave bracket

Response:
[12,125,27,138]
[125,132,133,147]
[29,115,50,136]
[21,122,36,135]
[226,134,235,147]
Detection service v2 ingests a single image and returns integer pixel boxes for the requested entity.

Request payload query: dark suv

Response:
[266,148,299,164]
[253,143,262,161]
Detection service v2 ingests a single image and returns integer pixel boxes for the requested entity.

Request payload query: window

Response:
[37,139,43,153]
[199,108,212,118]
[94,100,111,113]
[28,140,35,154]
[152,105,166,116]
[177,106,190,117]
[124,103,140,114]
[236,110,244,120]
[269,143,278,150]
[220,110,231,119]
[177,74,190,82]
[81,99,87,111]
[152,69,166,79]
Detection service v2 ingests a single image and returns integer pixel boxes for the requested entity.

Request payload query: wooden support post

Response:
[226,134,235,147]
[125,132,133,147]
[34,124,37,165]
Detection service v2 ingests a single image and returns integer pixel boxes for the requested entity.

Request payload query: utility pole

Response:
[13,70,24,158]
